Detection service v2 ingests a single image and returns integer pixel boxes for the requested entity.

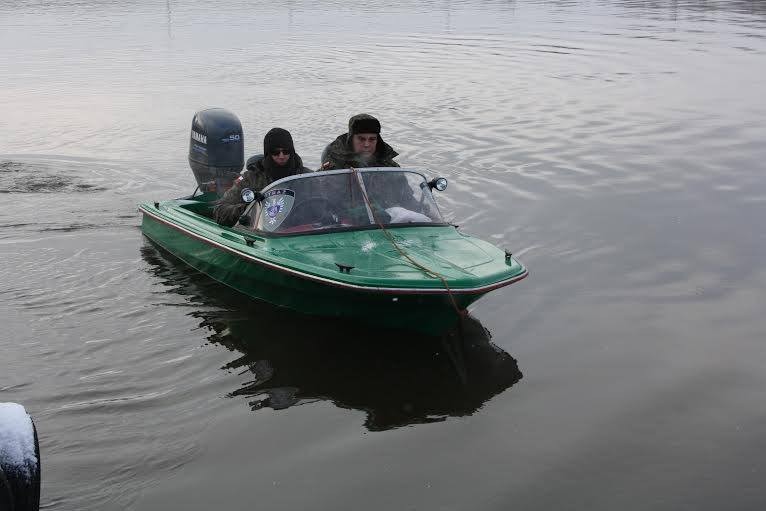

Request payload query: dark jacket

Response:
[319,134,400,171]
[214,154,310,226]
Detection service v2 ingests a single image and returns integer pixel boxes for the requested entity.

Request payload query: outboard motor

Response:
[188,108,244,196]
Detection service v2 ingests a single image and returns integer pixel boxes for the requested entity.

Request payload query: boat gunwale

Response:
[246,221,452,238]
[139,204,528,295]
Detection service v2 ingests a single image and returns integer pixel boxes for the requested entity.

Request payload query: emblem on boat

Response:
[266,197,285,222]
[260,189,295,231]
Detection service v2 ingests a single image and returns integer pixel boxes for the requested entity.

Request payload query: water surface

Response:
[1,1,765,509]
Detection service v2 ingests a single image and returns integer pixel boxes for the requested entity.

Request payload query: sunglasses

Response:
[270,149,291,156]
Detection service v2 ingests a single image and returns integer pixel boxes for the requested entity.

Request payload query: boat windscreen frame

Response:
[243,167,450,237]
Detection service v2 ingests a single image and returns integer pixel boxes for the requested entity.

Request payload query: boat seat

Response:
[177,199,215,219]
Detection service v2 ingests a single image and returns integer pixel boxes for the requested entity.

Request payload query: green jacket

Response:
[319,134,400,171]
[214,155,309,226]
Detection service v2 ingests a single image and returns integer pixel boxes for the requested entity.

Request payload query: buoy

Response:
[0,403,41,511]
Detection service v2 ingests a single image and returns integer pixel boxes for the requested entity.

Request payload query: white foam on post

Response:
[0,402,37,480]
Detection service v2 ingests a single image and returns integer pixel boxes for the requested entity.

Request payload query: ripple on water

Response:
[0,160,106,194]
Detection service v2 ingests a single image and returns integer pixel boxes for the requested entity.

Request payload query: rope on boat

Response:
[350,167,467,319]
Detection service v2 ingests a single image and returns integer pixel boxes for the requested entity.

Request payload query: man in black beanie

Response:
[214,127,310,226]
[319,113,400,171]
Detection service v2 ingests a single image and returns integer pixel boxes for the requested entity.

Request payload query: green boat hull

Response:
[139,198,527,335]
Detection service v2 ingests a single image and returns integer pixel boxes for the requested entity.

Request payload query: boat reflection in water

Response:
[142,243,522,431]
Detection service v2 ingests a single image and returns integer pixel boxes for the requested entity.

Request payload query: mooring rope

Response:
[350,167,467,319]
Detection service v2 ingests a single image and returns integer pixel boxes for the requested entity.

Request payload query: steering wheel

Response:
[287,197,341,227]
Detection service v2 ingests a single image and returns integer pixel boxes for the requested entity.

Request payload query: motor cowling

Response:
[188,108,244,196]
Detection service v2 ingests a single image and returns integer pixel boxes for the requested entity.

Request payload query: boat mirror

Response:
[238,214,251,226]
[241,188,256,203]
[428,177,448,191]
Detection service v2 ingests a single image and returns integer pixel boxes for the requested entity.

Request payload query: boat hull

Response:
[140,203,528,335]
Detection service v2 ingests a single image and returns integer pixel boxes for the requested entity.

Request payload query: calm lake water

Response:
[2,0,766,509]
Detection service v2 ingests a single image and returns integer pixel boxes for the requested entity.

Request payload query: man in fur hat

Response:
[319,114,399,170]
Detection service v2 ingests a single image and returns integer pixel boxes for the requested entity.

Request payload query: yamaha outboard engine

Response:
[188,108,244,196]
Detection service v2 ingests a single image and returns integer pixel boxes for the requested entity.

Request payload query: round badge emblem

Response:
[241,188,256,203]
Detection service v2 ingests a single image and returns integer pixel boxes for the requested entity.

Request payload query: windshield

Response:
[241,168,446,235]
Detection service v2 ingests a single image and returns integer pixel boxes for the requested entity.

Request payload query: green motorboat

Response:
[139,109,527,334]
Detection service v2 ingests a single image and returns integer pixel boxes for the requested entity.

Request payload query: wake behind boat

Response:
[139,109,527,334]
